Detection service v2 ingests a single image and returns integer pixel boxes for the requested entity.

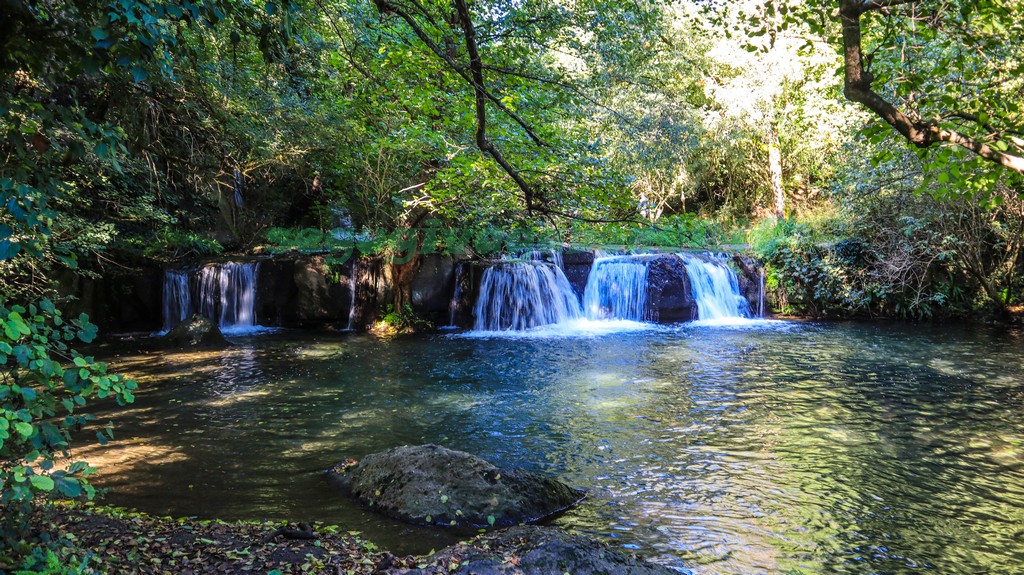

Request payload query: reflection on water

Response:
[83,322,1024,574]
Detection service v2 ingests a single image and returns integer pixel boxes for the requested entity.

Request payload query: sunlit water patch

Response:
[455,318,660,339]
[680,318,794,329]
[85,322,1024,574]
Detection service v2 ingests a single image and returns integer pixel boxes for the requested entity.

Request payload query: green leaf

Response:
[15,421,33,438]
[8,312,31,335]
[0,239,20,260]
[55,475,82,497]
[30,475,55,491]
[131,66,149,83]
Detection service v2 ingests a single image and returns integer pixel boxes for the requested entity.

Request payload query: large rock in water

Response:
[325,444,585,529]
[163,313,227,347]
[646,254,696,322]
[387,525,678,575]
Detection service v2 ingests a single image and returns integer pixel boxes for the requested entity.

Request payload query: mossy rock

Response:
[325,444,585,530]
[163,314,227,347]
[395,525,678,575]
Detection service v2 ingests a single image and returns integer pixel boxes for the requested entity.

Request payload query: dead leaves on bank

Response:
[33,503,418,575]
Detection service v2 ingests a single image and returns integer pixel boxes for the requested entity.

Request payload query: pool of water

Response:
[82,321,1024,574]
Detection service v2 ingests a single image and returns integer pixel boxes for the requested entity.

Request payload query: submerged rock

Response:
[388,525,678,575]
[163,313,227,347]
[325,444,585,529]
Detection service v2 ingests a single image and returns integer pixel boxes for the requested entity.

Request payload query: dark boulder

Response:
[560,250,594,302]
[163,313,227,347]
[646,255,696,322]
[325,444,585,530]
[732,254,767,316]
[389,525,677,575]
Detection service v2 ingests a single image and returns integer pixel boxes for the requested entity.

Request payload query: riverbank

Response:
[13,502,674,575]
[16,502,399,574]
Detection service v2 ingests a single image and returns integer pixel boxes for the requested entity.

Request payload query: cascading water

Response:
[161,261,261,333]
[757,267,766,318]
[679,254,751,321]
[472,261,582,331]
[217,262,258,330]
[550,249,564,271]
[161,271,191,332]
[446,262,464,328]
[464,249,766,335]
[197,265,220,321]
[345,261,358,331]
[581,256,651,321]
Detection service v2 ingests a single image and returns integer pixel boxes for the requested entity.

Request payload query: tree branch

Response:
[373,0,548,148]
[838,0,1024,174]
[452,0,538,212]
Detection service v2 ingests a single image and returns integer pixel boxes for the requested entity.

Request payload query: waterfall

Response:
[197,265,220,321]
[161,271,191,332]
[472,261,582,331]
[679,254,751,320]
[161,261,261,333]
[757,267,766,318]
[551,248,564,271]
[581,256,651,321]
[217,262,258,330]
[446,262,464,328]
[345,260,358,331]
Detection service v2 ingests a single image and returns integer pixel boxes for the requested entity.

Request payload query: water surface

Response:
[83,322,1024,574]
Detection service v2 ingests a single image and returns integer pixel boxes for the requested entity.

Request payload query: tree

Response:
[1,0,279,558]
[359,0,661,224]
[838,0,1024,176]
[742,0,1024,193]
[600,1,857,222]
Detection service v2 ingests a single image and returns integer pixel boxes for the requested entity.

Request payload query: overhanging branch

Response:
[838,0,1024,174]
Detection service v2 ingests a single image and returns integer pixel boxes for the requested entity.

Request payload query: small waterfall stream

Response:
[472,261,582,331]
[550,248,564,271]
[679,254,751,321]
[160,261,261,333]
[216,263,258,330]
[581,256,651,321]
[345,261,358,331]
[197,265,220,321]
[446,262,464,328]
[161,271,191,332]
[757,267,766,318]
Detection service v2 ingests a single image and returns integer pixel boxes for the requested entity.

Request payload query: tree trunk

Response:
[768,124,784,220]
[389,254,422,312]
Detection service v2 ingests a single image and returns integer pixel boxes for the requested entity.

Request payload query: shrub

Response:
[1,300,137,550]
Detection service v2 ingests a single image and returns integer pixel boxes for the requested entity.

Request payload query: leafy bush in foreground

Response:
[1,300,137,550]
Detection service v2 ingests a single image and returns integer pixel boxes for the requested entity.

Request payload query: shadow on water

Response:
[80,322,1024,573]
